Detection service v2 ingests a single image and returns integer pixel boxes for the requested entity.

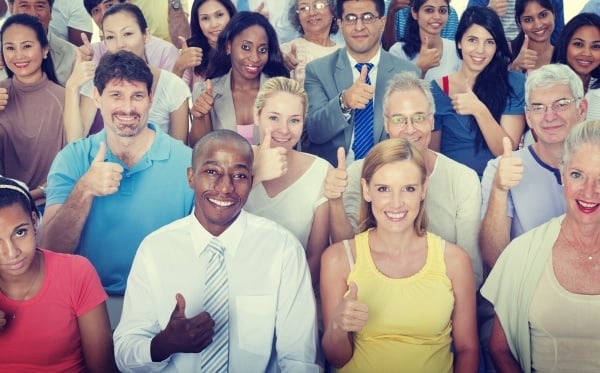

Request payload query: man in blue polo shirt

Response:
[41,50,194,328]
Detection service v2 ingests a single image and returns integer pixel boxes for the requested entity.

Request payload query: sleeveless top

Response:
[340,230,454,373]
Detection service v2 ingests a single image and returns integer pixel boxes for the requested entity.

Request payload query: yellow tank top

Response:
[340,230,454,373]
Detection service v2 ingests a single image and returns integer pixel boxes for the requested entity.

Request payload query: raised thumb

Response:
[347,282,358,300]
[502,137,513,158]
[359,64,368,83]
[93,142,107,163]
[336,146,346,170]
[81,32,91,47]
[178,36,188,49]
[522,34,529,51]
[171,293,186,319]
[423,35,430,48]
[291,42,297,57]
[260,128,271,150]
[205,79,213,96]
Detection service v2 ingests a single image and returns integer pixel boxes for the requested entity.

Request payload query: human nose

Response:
[216,173,234,193]
[0,239,20,259]
[582,178,600,197]
[353,17,366,30]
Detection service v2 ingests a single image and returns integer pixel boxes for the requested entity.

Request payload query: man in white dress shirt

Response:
[114,129,319,372]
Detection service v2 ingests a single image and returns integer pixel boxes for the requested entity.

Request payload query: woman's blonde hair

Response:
[358,138,428,235]
[254,76,308,116]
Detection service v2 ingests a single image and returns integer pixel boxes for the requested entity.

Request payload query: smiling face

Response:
[338,0,385,61]
[94,78,152,138]
[458,24,497,73]
[361,160,426,233]
[297,0,334,36]
[227,24,268,81]
[412,0,448,37]
[566,25,600,82]
[384,88,434,153]
[255,91,305,150]
[188,139,253,236]
[518,1,554,44]
[0,203,37,280]
[1,23,47,84]
[102,11,149,60]
[561,144,600,226]
[10,0,52,33]
[198,0,231,48]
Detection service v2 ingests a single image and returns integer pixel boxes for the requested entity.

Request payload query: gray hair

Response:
[525,64,584,106]
[383,72,435,114]
[561,119,600,167]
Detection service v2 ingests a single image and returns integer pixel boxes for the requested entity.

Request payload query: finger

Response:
[205,79,213,97]
[260,128,271,150]
[178,36,188,49]
[255,1,265,12]
[93,142,107,163]
[75,47,85,63]
[171,293,187,319]
[346,282,358,300]
[336,147,346,170]
[423,35,431,48]
[81,32,91,47]
[521,34,529,51]
[502,137,513,158]
[291,42,297,58]
[359,64,368,83]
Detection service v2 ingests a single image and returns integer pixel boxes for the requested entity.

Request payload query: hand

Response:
[0,87,8,111]
[66,48,96,90]
[331,282,368,333]
[493,137,523,192]
[488,0,508,17]
[417,36,441,74]
[0,310,6,331]
[324,147,348,200]
[343,65,374,110]
[191,79,214,119]
[284,43,299,72]
[77,32,94,62]
[81,142,124,197]
[151,293,215,361]
[511,35,538,71]
[254,2,269,19]
[176,36,203,70]
[0,50,4,70]
[253,128,288,185]
[451,79,483,116]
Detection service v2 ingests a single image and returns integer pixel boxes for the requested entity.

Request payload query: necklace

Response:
[0,251,41,319]
[561,230,600,261]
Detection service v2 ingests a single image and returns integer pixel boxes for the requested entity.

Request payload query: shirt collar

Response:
[189,210,247,258]
[346,47,382,69]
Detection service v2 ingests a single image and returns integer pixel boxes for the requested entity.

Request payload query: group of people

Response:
[0,0,599,372]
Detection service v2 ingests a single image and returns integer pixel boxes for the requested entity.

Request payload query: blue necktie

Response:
[236,0,250,11]
[201,238,229,372]
[352,63,374,160]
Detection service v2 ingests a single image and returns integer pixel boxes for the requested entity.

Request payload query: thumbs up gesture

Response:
[332,282,369,332]
[150,293,215,361]
[451,78,484,116]
[77,32,94,62]
[252,128,288,186]
[284,42,300,72]
[191,79,214,119]
[254,1,270,19]
[80,142,124,197]
[511,35,538,71]
[324,147,348,200]
[416,35,441,75]
[493,137,523,192]
[343,64,375,110]
[176,36,203,70]
[488,0,508,17]
[66,47,97,91]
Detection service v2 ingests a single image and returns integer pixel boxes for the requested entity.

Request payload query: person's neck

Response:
[532,141,563,169]
[347,46,380,64]
[303,31,333,47]
[370,226,421,255]
[230,71,261,91]
[455,67,480,88]
[562,216,600,247]
[106,126,155,168]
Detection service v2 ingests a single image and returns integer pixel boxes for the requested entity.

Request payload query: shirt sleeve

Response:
[65,1,93,33]
[504,71,526,115]
[69,254,108,317]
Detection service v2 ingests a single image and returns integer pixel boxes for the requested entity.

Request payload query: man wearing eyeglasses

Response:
[478,63,587,373]
[303,0,419,167]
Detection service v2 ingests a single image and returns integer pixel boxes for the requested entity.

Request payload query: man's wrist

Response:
[339,90,351,113]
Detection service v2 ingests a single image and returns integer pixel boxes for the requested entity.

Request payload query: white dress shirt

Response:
[114,211,319,372]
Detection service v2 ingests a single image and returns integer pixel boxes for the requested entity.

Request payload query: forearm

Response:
[171,58,187,78]
[63,85,86,142]
[454,348,480,373]
[40,182,95,253]
[168,103,190,144]
[479,188,511,268]
[321,328,354,368]
[189,116,212,147]
[329,199,355,243]
[473,109,509,156]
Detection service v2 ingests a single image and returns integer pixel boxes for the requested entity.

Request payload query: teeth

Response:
[273,137,290,142]
[209,198,234,207]
[578,201,599,208]
[386,212,406,219]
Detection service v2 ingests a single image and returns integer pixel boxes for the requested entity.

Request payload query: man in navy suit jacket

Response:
[303,0,419,166]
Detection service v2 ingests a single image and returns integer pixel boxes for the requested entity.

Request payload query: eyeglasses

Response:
[384,112,432,127]
[526,98,580,114]
[341,12,380,25]
[296,1,327,14]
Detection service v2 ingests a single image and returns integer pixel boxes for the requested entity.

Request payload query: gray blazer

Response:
[303,48,419,166]
[48,31,76,87]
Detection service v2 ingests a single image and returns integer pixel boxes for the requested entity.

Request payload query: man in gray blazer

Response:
[303,0,419,166]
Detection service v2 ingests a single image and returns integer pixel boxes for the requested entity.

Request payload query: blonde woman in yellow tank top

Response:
[320,138,479,372]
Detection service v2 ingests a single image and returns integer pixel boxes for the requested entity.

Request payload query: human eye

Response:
[290,117,302,125]
[315,2,327,10]
[105,34,114,40]
[15,228,28,238]
[522,16,533,23]
[467,36,477,44]
[569,170,582,180]
[241,43,251,51]
[92,8,101,17]
[376,185,390,192]
[258,46,268,54]
[403,185,416,192]
[200,15,209,21]
[362,13,376,21]
[592,43,600,51]
[297,5,310,13]
[110,92,121,98]
[4,45,14,51]
[344,14,358,23]
[390,115,407,125]
[412,113,427,123]
[539,10,550,19]
[204,168,219,175]
[552,99,572,111]
[268,114,279,121]
[529,103,545,113]
[571,40,584,48]
[216,11,225,18]
[439,7,448,14]
[423,6,434,13]
[133,93,146,100]
[233,172,248,179]
[486,39,496,45]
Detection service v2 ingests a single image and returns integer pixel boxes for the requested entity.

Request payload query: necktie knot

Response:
[207,238,225,257]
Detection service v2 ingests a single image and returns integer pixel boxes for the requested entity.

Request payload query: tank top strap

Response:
[425,232,447,275]
[353,230,371,266]
[442,75,450,95]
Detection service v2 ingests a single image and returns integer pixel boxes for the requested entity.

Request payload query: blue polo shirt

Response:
[46,124,194,295]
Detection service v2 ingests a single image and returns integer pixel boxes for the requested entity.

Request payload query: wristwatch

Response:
[339,90,351,113]
[170,0,181,9]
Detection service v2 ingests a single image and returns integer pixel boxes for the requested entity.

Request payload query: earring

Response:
[43,54,47,59]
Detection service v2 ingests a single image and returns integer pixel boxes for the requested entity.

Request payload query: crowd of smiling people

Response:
[0,0,599,371]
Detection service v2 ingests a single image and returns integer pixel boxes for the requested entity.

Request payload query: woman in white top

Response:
[245,77,330,288]
[64,3,190,143]
[389,0,460,80]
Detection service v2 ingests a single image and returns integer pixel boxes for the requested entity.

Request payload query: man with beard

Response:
[40,50,194,328]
